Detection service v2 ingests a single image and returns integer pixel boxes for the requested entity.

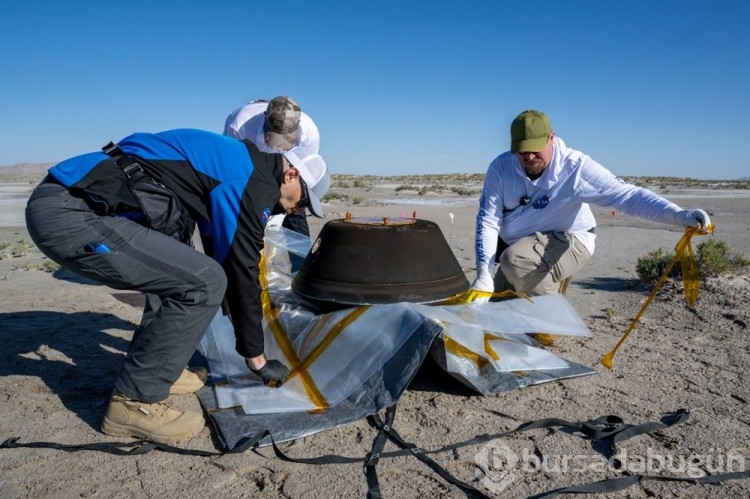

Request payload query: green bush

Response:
[450,186,479,196]
[696,238,750,277]
[0,241,10,260]
[322,192,349,202]
[635,248,681,284]
[635,238,749,284]
[12,239,35,257]
[43,260,61,273]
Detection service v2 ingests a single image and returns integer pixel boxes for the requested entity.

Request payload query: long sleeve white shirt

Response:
[223,100,320,158]
[475,137,682,270]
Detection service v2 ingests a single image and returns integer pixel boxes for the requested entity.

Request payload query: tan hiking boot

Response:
[170,366,208,395]
[101,391,204,444]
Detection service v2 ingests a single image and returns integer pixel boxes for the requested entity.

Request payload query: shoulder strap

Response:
[102,141,149,182]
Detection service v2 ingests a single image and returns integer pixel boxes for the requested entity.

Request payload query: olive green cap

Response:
[510,110,552,153]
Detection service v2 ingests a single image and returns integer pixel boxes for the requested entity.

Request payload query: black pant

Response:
[25,180,227,402]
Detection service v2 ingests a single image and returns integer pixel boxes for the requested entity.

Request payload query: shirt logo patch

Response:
[261,207,273,227]
[532,195,550,210]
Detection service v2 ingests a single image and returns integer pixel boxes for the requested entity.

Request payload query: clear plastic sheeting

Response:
[197,225,597,449]
[200,303,429,414]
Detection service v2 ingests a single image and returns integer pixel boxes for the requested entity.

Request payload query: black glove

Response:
[249,359,289,387]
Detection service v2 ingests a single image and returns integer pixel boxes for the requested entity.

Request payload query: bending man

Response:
[25,129,330,444]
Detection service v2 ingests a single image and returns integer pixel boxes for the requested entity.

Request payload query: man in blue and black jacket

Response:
[25,128,330,444]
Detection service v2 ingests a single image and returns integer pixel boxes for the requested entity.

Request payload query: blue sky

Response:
[1,1,748,179]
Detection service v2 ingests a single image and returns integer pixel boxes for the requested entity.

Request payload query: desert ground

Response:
[1,168,749,498]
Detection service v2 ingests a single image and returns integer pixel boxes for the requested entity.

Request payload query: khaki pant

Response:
[494,231,591,296]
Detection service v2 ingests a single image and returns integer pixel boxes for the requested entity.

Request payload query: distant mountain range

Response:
[0,162,54,176]
[1,162,749,182]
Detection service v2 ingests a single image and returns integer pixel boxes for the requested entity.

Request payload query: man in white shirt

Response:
[224,96,321,239]
[471,109,711,297]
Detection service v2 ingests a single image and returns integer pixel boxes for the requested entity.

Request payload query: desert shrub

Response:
[352,178,369,189]
[417,184,444,196]
[635,238,749,284]
[450,187,479,196]
[635,248,681,284]
[43,260,61,273]
[13,262,39,271]
[323,192,350,202]
[695,238,750,277]
[11,239,34,257]
[0,241,10,260]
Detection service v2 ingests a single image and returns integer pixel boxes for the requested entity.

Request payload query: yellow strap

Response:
[600,224,714,369]
[288,306,370,379]
[681,238,701,308]
[444,288,531,305]
[443,336,490,369]
[483,334,501,361]
[259,251,329,410]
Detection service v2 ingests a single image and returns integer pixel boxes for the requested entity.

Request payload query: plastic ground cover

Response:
[197,224,596,450]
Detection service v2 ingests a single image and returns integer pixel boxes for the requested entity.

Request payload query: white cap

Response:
[283,148,331,218]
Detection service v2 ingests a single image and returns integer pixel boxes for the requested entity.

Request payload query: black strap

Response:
[0,429,268,457]
[365,405,491,499]
[102,140,148,181]
[415,408,690,459]
[260,405,489,498]
[1,436,219,457]
[363,404,396,499]
[4,407,747,498]
[102,141,123,157]
[265,436,363,465]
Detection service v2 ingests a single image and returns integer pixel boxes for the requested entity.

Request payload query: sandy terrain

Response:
[1,172,749,498]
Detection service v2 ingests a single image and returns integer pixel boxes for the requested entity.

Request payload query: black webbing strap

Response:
[271,407,695,498]
[102,140,123,157]
[265,437,363,465]
[415,408,691,458]
[102,140,148,181]
[1,436,219,457]
[363,404,397,499]
[216,404,489,498]
[3,407,747,498]
[0,428,268,457]
[0,428,364,464]
[364,404,491,499]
